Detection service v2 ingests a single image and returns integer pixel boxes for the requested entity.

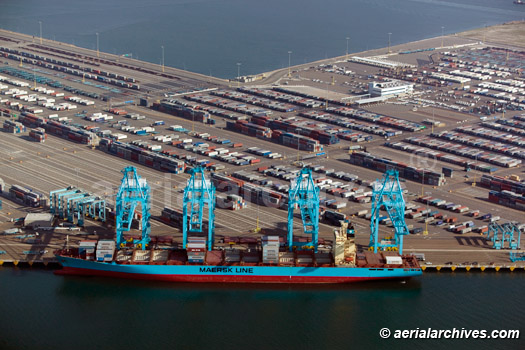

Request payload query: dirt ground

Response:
[457,21,525,48]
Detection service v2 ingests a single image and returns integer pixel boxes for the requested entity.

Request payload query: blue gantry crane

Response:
[487,222,521,250]
[75,196,106,226]
[50,187,83,219]
[369,169,410,254]
[50,187,107,225]
[510,252,525,262]
[182,167,215,250]
[288,168,320,252]
[116,166,151,250]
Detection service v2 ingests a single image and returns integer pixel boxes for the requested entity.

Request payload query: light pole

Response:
[191,109,195,133]
[96,32,99,58]
[432,108,435,133]
[388,32,392,54]
[254,193,261,233]
[39,21,42,45]
[472,153,478,186]
[346,37,350,59]
[236,62,241,87]
[423,191,431,235]
[288,51,292,77]
[441,26,445,48]
[421,169,425,197]
[161,45,165,73]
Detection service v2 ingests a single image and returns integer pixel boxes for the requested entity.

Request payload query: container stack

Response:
[384,254,403,266]
[300,110,398,137]
[29,127,46,142]
[242,251,260,265]
[187,237,207,263]
[3,119,25,133]
[433,131,525,161]
[314,253,333,267]
[278,131,323,152]
[226,120,272,139]
[251,115,339,145]
[480,174,525,195]
[9,184,46,207]
[224,249,241,263]
[116,250,132,263]
[205,250,223,265]
[79,240,97,261]
[401,136,521,168]
[153,100,210,124]
[349,151,446,186]
[96,240,115,262]
[151,250,169,264]
[278,252,295,266]
[333,235,346,265]
[132,250,151,264]
[185,93,270,118]
[98,138,186,174]
[488,190,525,211]
[262,236,280,264]
[167,251,187,265]
[160,207,183,227]
[212,90,294,113]
[296,251,314,266]
[325,106,425,132]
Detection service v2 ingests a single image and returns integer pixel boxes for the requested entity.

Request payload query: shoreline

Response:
[1,21,523,83]
[254,21,525,85]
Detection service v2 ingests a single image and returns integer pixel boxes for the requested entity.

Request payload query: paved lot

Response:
[0,27,524,267]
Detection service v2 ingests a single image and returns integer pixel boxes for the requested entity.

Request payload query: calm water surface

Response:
[0,1,524,349]
[0,0,523,78]
[0,268,524,350]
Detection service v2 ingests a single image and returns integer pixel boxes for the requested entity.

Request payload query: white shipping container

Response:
[386,256,403,265]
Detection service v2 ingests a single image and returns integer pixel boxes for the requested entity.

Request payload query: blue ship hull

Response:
[55,256,422,284]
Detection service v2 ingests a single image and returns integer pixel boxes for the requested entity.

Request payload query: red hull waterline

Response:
[55,267,410,284]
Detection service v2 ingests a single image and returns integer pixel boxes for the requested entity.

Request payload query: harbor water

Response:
[0,0,523,78]
[0,1,524,349]
[1,268,524,350]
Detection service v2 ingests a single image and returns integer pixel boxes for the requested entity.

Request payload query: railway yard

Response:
[0,24,524,270]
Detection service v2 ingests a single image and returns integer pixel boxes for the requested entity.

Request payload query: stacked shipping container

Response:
[99,138,186,174]
[349,151,445,186]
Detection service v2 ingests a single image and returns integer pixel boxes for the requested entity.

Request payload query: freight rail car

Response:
[251,115,339,145]
[480,174,525,195]
[349,151,446,186]
[17,112,99,145]
[0,46,140,90]
[9,184,46,207]
[152,100,211,124]
[488,190,525,211]
[160,207,183,227]
[211,173,287,209]
[99,139,186,174]
[226,120,322,152]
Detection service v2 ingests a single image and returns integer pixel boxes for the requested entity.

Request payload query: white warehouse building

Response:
[368,80,414,97]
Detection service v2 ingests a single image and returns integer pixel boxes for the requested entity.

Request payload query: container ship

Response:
[55,230,422,284]
[54,167,422,284]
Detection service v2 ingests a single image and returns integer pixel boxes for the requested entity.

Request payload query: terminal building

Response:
[368,80,414,97]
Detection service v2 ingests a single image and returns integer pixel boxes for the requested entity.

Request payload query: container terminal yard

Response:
[0,23,524,275]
